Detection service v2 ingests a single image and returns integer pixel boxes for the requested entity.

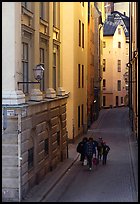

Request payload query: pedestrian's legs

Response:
[102,154,107,165]
[87,155,92,170]
[81,153,85,165]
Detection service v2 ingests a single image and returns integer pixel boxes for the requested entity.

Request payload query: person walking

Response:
[102,141,110,165]
[97,137,104,160]
[76,137,88,165]
[85,137,96,170]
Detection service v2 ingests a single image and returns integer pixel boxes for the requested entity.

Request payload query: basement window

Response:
[28,147,34,170]
[57,131,60,146]
[44,138,49,155]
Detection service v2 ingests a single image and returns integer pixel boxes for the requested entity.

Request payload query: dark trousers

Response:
[87,155,93,168]
[97,147,102,160]
[80,153,86,162]
[102,154,107,165]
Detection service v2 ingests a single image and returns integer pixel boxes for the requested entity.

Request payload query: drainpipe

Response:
[17,109,22,202]
[129,2,133,131]
[98,22,103,109]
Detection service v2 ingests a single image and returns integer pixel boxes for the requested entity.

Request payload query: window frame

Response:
[22,42,29,94]
[103,59,106,72]
[121,97,123,104]
[103,96,106,106]
[103,41,106,48]
[117,60,121,72]
[81,104,84,126]
[40,48,45,91]
[82,65,84,88]
[118,28,121,35]
[53,52,57,90]
[78,106,80,128]
[57,131,60,146]
[118,42,121,48]
[79,20,81,47]
[117,80,121,91]
[78,64,80,88]
[82,23,84,48]
[40,2,44,19]
[103,79,106,87]
[44,138,49,155]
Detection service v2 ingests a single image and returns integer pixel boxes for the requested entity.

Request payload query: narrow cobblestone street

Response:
[23,107,138,202]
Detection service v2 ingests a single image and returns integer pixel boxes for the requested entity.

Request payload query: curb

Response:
[40,154,80,202]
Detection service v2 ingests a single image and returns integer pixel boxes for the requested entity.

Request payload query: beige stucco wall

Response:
[2,2,22,91]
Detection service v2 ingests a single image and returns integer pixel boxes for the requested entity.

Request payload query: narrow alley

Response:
[23,107,138,202]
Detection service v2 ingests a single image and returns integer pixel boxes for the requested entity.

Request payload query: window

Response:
[22,42,29,94]
[103,41,106,48]
[118,42,121,48]
[118,28,121,35]
[81,104,84,126]
[79,20,81,47]
[40,48,45,91]
[78,64,80,88]
[53,52,56,90]
[44,138,49,155]
[82,23,84,48]
[57,131,60,146]
[103,79,106,87]
[103,59,106,72]
[40,2,44,19]
[53,2,56,26]
[82,65,84,88]
[21,2,31,11]
[121,97,123,104]
[117,80,121,91]
[22,2,28,8]
[78,106,80,128]
[126,47,128,55]
[103,96,106,106]
[116,96,119,106]
[28,147,34,170]
[117,60,121,72]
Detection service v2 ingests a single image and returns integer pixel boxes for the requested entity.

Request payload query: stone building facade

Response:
[2,2,68,201]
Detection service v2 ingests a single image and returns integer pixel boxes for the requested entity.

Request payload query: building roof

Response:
[103,11,129,37]
[103,21,118,36]
[111,11,129,37]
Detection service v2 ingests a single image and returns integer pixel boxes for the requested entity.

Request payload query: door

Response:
[116,96,119,107]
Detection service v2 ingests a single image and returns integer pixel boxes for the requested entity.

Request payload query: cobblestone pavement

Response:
[22,107,138,202]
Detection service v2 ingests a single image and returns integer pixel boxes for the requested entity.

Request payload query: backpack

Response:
[76,142,82,153]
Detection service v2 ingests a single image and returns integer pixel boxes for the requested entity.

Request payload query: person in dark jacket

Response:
[76,137,88,165]
[102,142,110,165]
[85,137,96,170]
[97,137,104,160]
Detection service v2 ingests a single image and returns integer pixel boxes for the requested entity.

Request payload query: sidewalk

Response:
[22,108,110,202]
[22,129,99,201]
[22,108,138,202]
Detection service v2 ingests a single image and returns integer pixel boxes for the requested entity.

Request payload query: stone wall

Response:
[2,97,68,201]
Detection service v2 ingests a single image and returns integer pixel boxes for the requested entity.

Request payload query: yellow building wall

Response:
[61,2,88,140]
[103,25,127,107]
[61,3,74,140]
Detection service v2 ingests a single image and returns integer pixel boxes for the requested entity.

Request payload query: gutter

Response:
[17,110,22,202]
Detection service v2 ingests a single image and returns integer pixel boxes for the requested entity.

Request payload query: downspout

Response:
[17,109,22,202]
[129,2,133,130]
[98,23,103,109]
